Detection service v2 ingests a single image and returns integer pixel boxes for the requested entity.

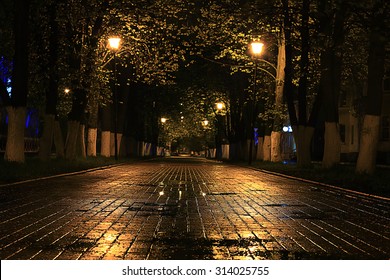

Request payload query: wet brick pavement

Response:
[0,157,389,260]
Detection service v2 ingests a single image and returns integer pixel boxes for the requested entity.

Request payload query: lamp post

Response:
[202,120,209,158]
[248,41,264,165]
[158,117,167,156]
[215,102,225,160]
[108,36,121,160]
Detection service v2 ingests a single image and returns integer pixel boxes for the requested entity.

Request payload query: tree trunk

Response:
[263,135,271,161]
[322,122,341,168]
[39,114,55,161]
[101,131,111,157]
[356,115,380,174]
[39,1,60,161]
[256,136,264,160]
[87,128,97,156]
[318,0,346,168]
[271,34,286,162]
[4,107,26,162]
[87,96,99,157]
[271,131,282,162]
[77,124,86,159]
[4,0,30,163]
[53,120,64,158]
[65,120,80,159]
[110,132,123,156]
[294,125,314,167]
[356,3,385,174]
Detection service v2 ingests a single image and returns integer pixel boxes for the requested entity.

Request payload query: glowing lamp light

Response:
[64,88,70,94]
[251,42,264,55]
[161,117,167,123]
[108,37,121,50]
[202,120,209,126]
[216,102,224,110]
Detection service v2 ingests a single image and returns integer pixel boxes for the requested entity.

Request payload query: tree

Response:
[282,0,317,167]
[62,0,108,160]
[356,0,388,174]
[2,0,31,163]
[317,0,347,169]
[91,0,192,157]
[37,1,63,160]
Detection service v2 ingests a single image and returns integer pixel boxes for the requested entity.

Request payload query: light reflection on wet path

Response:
[0,157,389,259]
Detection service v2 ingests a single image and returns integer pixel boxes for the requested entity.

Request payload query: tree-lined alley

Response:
[0,0,389,177]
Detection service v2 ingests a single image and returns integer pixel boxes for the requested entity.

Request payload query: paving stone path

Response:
[0,157,389,260]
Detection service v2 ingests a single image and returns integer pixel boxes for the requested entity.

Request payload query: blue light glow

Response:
[0,57,12,96]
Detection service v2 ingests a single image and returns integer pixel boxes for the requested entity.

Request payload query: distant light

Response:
[6,78,11,95]
[159,191,164,196]
[108,37,121,50]
[181,116,184,119]
[161,117,167,123]
[202,120,209,126]
[251,42,264,55]
[216,102,224,110]
[283,126,289,132]
[179,190,182,200]
[64,88,70,94]
[283,126,293,132]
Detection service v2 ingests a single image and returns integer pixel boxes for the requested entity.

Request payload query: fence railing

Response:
[0,135,40,153]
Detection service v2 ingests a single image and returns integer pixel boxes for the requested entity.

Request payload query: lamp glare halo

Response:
[108,37,121,50]
[251,42,264,55]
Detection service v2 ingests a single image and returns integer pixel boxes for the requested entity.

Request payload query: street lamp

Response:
[215,102,225,160]
[202,120,209,158]
[161,117,167,124]
[248,41,264,165]
[108,36,121,160]
[251,42,264,56]
[216,102,224,111]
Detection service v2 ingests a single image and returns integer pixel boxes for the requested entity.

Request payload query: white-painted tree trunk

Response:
[39,114,55,161]
[4,106,26,163]
[263,135,271,161]
[65,120,80,160]
[271,36,286,163]
[271,131,282,162]
[87,128,97,157]
[53,120,64,158]
[322,122,341,169]
[77,124,86,159]
[100,131,111,157]
[356,115,380,174]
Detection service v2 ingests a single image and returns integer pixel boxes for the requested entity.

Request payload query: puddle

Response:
[127,202,178,216]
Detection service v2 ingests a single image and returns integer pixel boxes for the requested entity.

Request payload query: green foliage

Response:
[2,0,388,155]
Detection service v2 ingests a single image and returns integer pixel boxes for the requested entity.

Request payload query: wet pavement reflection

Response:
[0,157,389,260]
